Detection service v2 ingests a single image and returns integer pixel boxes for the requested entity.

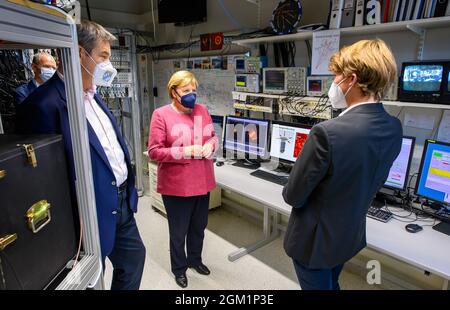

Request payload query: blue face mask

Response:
[177,92,197,109]
[40,67,56,83]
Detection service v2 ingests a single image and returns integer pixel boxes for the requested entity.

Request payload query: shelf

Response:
[233,92,450,110]
[233,16,450,45]
[383,101,450,109]
[232,91,320,101]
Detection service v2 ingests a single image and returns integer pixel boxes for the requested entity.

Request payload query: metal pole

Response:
[130,35,144,195]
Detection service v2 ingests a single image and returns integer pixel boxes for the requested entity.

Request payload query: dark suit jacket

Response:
[16,73,138,258]
[283,103,402,269]
[14,80,37,105]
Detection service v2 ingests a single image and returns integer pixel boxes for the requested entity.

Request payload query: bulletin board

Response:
[152,55,242,116]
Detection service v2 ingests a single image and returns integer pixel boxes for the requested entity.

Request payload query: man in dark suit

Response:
[14,52,56,105]
[17,21,145,290]
[283,39,403,290]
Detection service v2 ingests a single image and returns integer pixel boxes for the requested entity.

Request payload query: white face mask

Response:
[328,77,353,109]
[81,49,117,87]
[40,67,56,83]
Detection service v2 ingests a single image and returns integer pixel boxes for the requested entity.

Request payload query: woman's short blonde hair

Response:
[167,70,199,99]
[329,39,397,101]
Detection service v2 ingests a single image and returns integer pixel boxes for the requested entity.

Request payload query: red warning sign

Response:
[200,32,224,51]
[210,32,224,50]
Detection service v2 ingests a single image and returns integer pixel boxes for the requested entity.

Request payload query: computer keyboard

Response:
[367,206,393,223]
[250,169,289,186]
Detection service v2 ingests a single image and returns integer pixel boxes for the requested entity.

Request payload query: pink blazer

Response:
[148,103,218,197]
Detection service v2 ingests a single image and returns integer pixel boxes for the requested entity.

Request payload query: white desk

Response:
[214,162,450,289]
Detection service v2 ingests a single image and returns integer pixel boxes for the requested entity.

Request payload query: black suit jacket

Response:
[283,103,402,269]
[14,80,37,105]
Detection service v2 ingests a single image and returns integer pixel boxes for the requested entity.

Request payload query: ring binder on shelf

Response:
[355,0,365,26]
[342,0,356,27]
[329,0,345,28]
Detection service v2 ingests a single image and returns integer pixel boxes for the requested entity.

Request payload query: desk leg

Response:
[228,207,280,262]
[443,279,449,290]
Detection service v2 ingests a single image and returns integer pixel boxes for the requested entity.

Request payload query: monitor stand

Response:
[232,159,261,170]
[432,221,450,236]
[423,199,447,211]
[374,189,401,206]
[257,163,292,176]
[274,162,293,174]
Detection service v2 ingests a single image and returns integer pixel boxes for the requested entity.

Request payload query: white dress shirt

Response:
[84,86,128,186]
[339,101,378,117]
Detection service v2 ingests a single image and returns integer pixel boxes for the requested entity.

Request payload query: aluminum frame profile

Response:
[0,0,103,290]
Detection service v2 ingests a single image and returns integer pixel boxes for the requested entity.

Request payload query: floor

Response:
[104,195,387,290]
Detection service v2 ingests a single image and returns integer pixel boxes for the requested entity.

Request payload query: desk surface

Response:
[214,162,450,280]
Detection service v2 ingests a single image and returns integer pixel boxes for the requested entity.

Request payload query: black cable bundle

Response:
[0,50,30,133]
[281,91,331,119]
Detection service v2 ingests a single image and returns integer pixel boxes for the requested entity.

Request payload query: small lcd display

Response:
[308,80,322,92]
[236,75,247,87]
[236,59,245,70]
[265,70,285,90]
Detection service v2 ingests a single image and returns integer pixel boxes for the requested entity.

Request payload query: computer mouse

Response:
[405,224,423,233]
[215,161,224,167]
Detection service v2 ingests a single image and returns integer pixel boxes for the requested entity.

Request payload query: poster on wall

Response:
[311,30,340,75]
[152,56,240,116]
[211,57,222,69]
[437,110,450,143]
[201,58,211,69]
[193,58,202,69]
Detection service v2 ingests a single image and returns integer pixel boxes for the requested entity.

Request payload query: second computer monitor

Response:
[211,115,224,157]
[383,136,416,191]
[224,116,269,158]
[415,139,450,204]
[270,121,312,164]
[211,115,224,143]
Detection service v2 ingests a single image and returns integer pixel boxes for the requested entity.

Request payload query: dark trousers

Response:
[293,259,344,290]
[104,188,146,290]
[162,193,210,277]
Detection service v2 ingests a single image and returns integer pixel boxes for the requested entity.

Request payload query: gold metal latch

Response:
[0,170,6,179]
[26,200,51,233]
[0,234,18,251]
[23,144,37,167]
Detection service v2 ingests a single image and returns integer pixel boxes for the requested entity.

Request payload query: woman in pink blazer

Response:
[148,70,218,288]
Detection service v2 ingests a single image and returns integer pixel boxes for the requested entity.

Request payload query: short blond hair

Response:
[167,70,199,99]
[329,39,397,101]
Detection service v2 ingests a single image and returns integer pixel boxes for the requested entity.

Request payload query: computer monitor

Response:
[223,116,269,159]
[270,121,312,164]
[443,69,450,103]
[383,136,416,191]
[403,64,443,92]
[398,60,450,105]
[211,115,224,156]
[415,139,450,205]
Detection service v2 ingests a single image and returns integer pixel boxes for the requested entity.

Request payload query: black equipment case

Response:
[0,135,78,289]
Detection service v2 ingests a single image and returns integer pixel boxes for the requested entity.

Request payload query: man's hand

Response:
[202,143,214,159]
